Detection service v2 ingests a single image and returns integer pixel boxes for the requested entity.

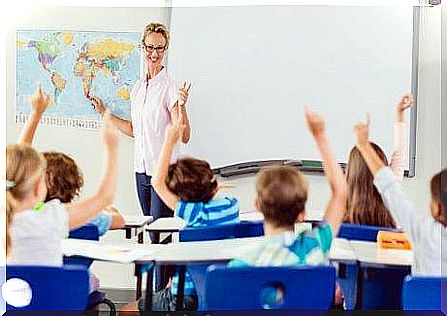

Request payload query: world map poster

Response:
[16,30,141,129]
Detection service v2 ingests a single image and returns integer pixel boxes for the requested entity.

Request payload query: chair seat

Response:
[87,290,107,309]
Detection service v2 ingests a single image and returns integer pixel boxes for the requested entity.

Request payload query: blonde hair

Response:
[6,144,46,256]
[256,166,308,228]
[345,143,396,228]
[141,23,170,49]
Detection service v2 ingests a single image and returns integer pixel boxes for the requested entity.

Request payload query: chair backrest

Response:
[204,265,335,310]
[179,221,264,242]
[402,276,447,312]
[69,224,100,241]
[65,224,100,268]
[337,223,401,241]
[5,265,89,310]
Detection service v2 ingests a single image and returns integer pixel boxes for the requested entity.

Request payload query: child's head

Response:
[42,152,84,203]
[6,144,47,255]
[166,157,218,203]
[430,168,447,226]
[255,166,308,229]
[345,143,396,228]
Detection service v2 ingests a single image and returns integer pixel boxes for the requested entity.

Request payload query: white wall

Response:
[5,5,443,289]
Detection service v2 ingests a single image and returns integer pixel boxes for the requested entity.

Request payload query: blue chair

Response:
[402,276,447,312]
[204,265,336,310]
[171,221,265,310]
[337,223,406,310]
[6,265,89,311]
[179,221,264,242]
[337,223,402,241]
[65,224,116,313]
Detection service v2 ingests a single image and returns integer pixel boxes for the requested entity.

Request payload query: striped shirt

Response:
[228,223,333,267]
[170,197,240,296]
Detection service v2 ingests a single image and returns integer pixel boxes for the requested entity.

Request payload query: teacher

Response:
[90,22,191,244]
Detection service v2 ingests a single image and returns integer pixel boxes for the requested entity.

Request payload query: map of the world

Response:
[16,30,141,129]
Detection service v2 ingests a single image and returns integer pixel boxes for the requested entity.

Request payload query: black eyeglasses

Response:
[142,44,166,53]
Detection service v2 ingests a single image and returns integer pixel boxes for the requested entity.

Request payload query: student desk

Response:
[62,238,162,300]
[137,237,356,311]
[349,240,413,309]
[122,216,153,244]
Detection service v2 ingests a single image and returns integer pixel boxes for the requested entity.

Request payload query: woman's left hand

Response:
[178,81,191,107]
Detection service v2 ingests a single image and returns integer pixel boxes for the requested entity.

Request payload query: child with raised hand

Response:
[354,117,446,275]
[123,110,240,312]
[345,93,413,228]
[227,108,347,306]
[6,103,120,266]
[18,84,125,236]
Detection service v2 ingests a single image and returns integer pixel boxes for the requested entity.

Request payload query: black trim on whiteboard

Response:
[409,6,421,178]
[214,159,347,178]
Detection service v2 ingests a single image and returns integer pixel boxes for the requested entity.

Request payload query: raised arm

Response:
[171,81,191,143]
[354,116,421,241]
[391,93,413,181]
[305,108,348,236]
[91,96,134,138]
[18,84,51,145]
[152,112,186,210]
[67,112,120,229]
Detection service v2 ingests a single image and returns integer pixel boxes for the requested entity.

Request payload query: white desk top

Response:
[62,238,162,264]
[123,215,153,228]
[240,211,323,223]
[146,217,186,232]
[137,237,355,265]
[350,240,413,267]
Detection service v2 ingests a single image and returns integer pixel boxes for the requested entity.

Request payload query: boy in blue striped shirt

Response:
[124,111,240,312]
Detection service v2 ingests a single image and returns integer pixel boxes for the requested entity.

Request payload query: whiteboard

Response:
[167,6,415,170]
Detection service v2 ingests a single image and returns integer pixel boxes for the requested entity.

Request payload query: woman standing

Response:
[91,23,191,244]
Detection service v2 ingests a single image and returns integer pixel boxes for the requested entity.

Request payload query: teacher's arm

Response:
[171,81,191,143]
[91,96,134,138]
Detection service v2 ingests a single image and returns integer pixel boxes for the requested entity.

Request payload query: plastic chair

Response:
[204,265,336,310]
[337,223,402,241]
[65,224,116,313]
[5,265,89,311]
[179,221,264,242]
[402,276,447,312]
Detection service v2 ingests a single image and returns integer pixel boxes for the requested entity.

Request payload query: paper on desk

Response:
[62,239,159,263]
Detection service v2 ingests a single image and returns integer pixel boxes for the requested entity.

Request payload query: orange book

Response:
[377,231,412,250]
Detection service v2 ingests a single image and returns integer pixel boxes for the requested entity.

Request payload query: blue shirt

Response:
[171,197,240,296]
[89,211,112,236]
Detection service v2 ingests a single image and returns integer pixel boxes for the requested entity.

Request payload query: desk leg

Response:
[125,228,131,239]
[138,230,144,244]
[176,265,186,311]
[135,264,143,299]
[144,264,154,311]
[355,263,363,309]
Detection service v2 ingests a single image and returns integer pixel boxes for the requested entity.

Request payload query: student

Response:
[345,93,413,228]
[18,85,125,235]
[122,111,240,312]
[353,118,446,276]
[6,104,119,266]
[228,108,347,305]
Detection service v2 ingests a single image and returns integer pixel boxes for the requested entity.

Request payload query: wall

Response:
[5,5,442,289]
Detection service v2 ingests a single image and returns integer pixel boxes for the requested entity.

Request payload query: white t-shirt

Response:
[131,68,179,176]
[8,199,69,267]
[374,167,447,276]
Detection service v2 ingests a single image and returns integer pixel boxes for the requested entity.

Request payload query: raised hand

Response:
[102,111,119,148]
[91,96,106,116]
[396,92,414,122]
[354,114,370,148]
[30,83,51,115]
[304,107,325,138]
[178,81,191,107]
[165,110,186,147]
